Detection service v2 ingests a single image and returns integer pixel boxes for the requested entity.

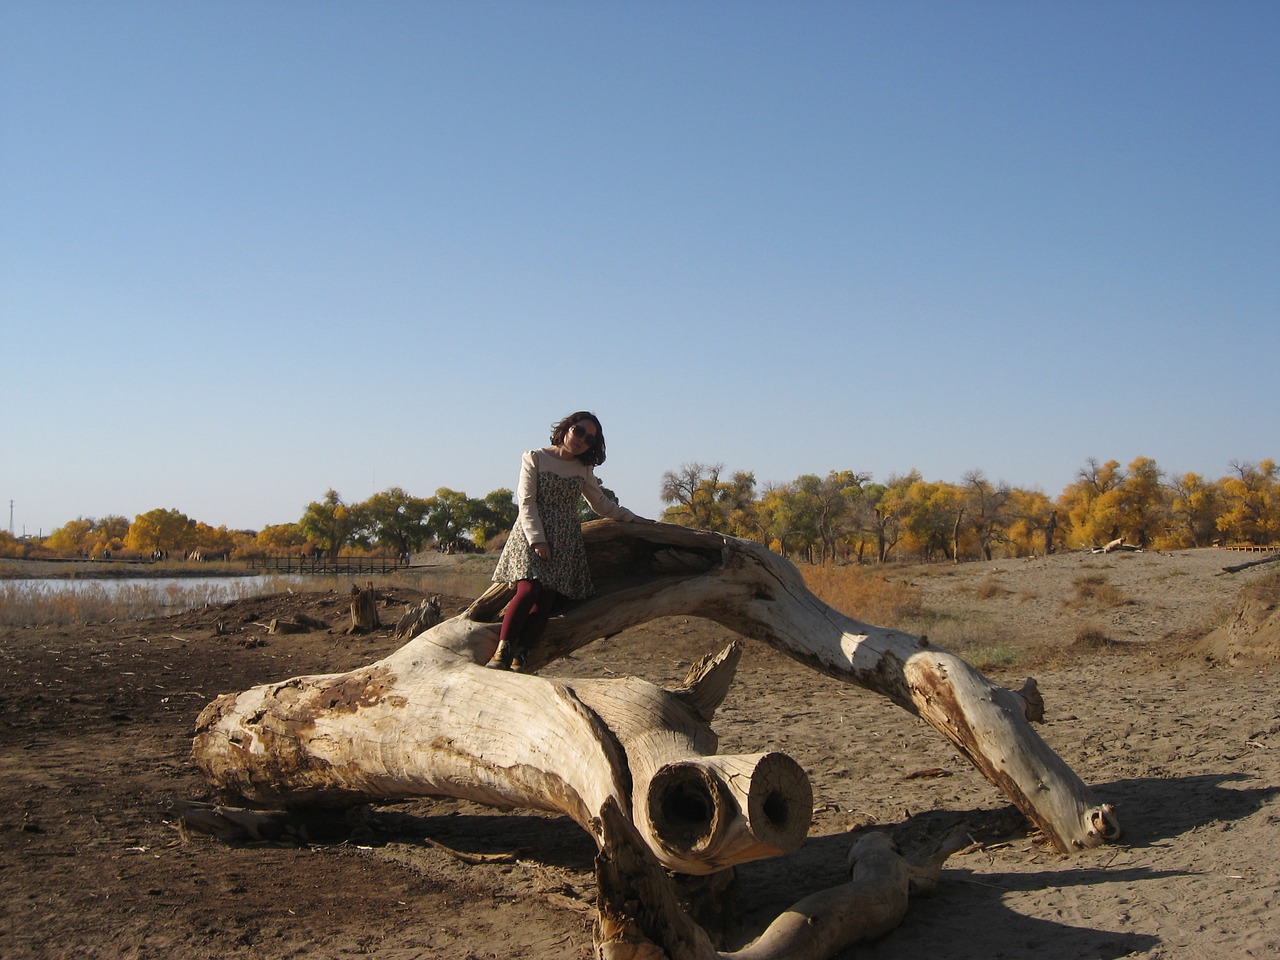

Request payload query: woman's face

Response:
[564,419,599,457]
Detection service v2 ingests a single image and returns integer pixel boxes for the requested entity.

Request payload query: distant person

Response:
[487,411,652,671]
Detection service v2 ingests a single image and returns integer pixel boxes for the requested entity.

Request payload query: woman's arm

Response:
[516,451,547,546]
[581,468,648,522]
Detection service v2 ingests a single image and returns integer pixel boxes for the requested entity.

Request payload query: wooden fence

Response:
[247,555,411,575]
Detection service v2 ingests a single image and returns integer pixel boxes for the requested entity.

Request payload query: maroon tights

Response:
[500,579,559,648]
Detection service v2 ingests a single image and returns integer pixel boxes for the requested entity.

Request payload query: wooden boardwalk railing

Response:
[247,556,411,575]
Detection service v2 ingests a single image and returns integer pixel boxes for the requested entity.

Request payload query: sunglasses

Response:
[570,423,598,445]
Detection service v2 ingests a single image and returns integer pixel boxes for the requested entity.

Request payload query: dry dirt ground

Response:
[2,548,1278,959]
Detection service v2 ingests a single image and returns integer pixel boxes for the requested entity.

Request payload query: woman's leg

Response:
[500,579,542,643]
[488,579,546,668]
[513,586,559,669]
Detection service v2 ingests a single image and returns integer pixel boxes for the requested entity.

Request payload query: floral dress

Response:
[492,449,636,600]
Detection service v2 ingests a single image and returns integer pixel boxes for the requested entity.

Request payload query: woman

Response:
[488,411,650,670]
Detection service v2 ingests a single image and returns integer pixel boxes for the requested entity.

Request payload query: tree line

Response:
[6,455,1275,564]
[658,456,1279,563]
[10,487,519,561]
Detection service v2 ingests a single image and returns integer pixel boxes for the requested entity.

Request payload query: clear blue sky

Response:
[3,1,1277,537]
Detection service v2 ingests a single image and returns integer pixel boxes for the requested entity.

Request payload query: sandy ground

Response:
[2,547,1277,959]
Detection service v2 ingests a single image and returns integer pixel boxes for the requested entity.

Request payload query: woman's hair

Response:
[551,411,606,466]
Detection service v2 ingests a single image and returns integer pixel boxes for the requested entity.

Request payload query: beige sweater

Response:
[516,448,637,546]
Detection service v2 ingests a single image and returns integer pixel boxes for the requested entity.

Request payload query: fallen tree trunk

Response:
[194,522,1117,859]
[1222,551,1280,574]
[265,613,329,635]
[194,637,812,875]
[1098,538,1142,553]
[191,521,1120,958]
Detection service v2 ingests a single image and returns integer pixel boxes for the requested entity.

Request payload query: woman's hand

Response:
[532,542,552,561]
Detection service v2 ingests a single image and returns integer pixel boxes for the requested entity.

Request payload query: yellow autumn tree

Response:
[898,477,963,562]
[45,516,129,556]
[298,490,354,558]
[1164,472,1222,548]
[1217,459,1279,545]
[1005,487,1058,557]
[1112,456,1168,548]
[44,518,95,554]
[1058,458,1126,548]
[867,473,918,562]
[660,463,758,535]
[124,509,194,555]
[187,521,238,556]
[0,530,23,558]
[255,522,307,552]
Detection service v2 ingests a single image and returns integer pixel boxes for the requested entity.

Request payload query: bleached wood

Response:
[194,633,810,874]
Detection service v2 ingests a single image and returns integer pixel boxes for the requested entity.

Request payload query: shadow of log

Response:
[853,865,1167,960]
[1095,772,1279,846]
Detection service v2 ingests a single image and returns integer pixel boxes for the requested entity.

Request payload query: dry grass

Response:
[0,563,497,629]
[1243,568,1280,604]
[1072,626,1124,650]
[973,578,1011,600]
[1068,573,1132,608]
[797,565,1049,671]
[799,564,924,628]
[0,579,272,627]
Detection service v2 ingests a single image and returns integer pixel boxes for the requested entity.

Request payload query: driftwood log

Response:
[192,521,1119,956]
[265,613,330,635]
[1222,551,1280,574]
[1098,538,1143,553]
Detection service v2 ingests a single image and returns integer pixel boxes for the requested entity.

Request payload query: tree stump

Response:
[392,595,442,641]
[347,582,380,634]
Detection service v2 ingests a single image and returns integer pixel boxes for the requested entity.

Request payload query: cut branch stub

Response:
[561,643,810,874]
[646,752,811,872]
